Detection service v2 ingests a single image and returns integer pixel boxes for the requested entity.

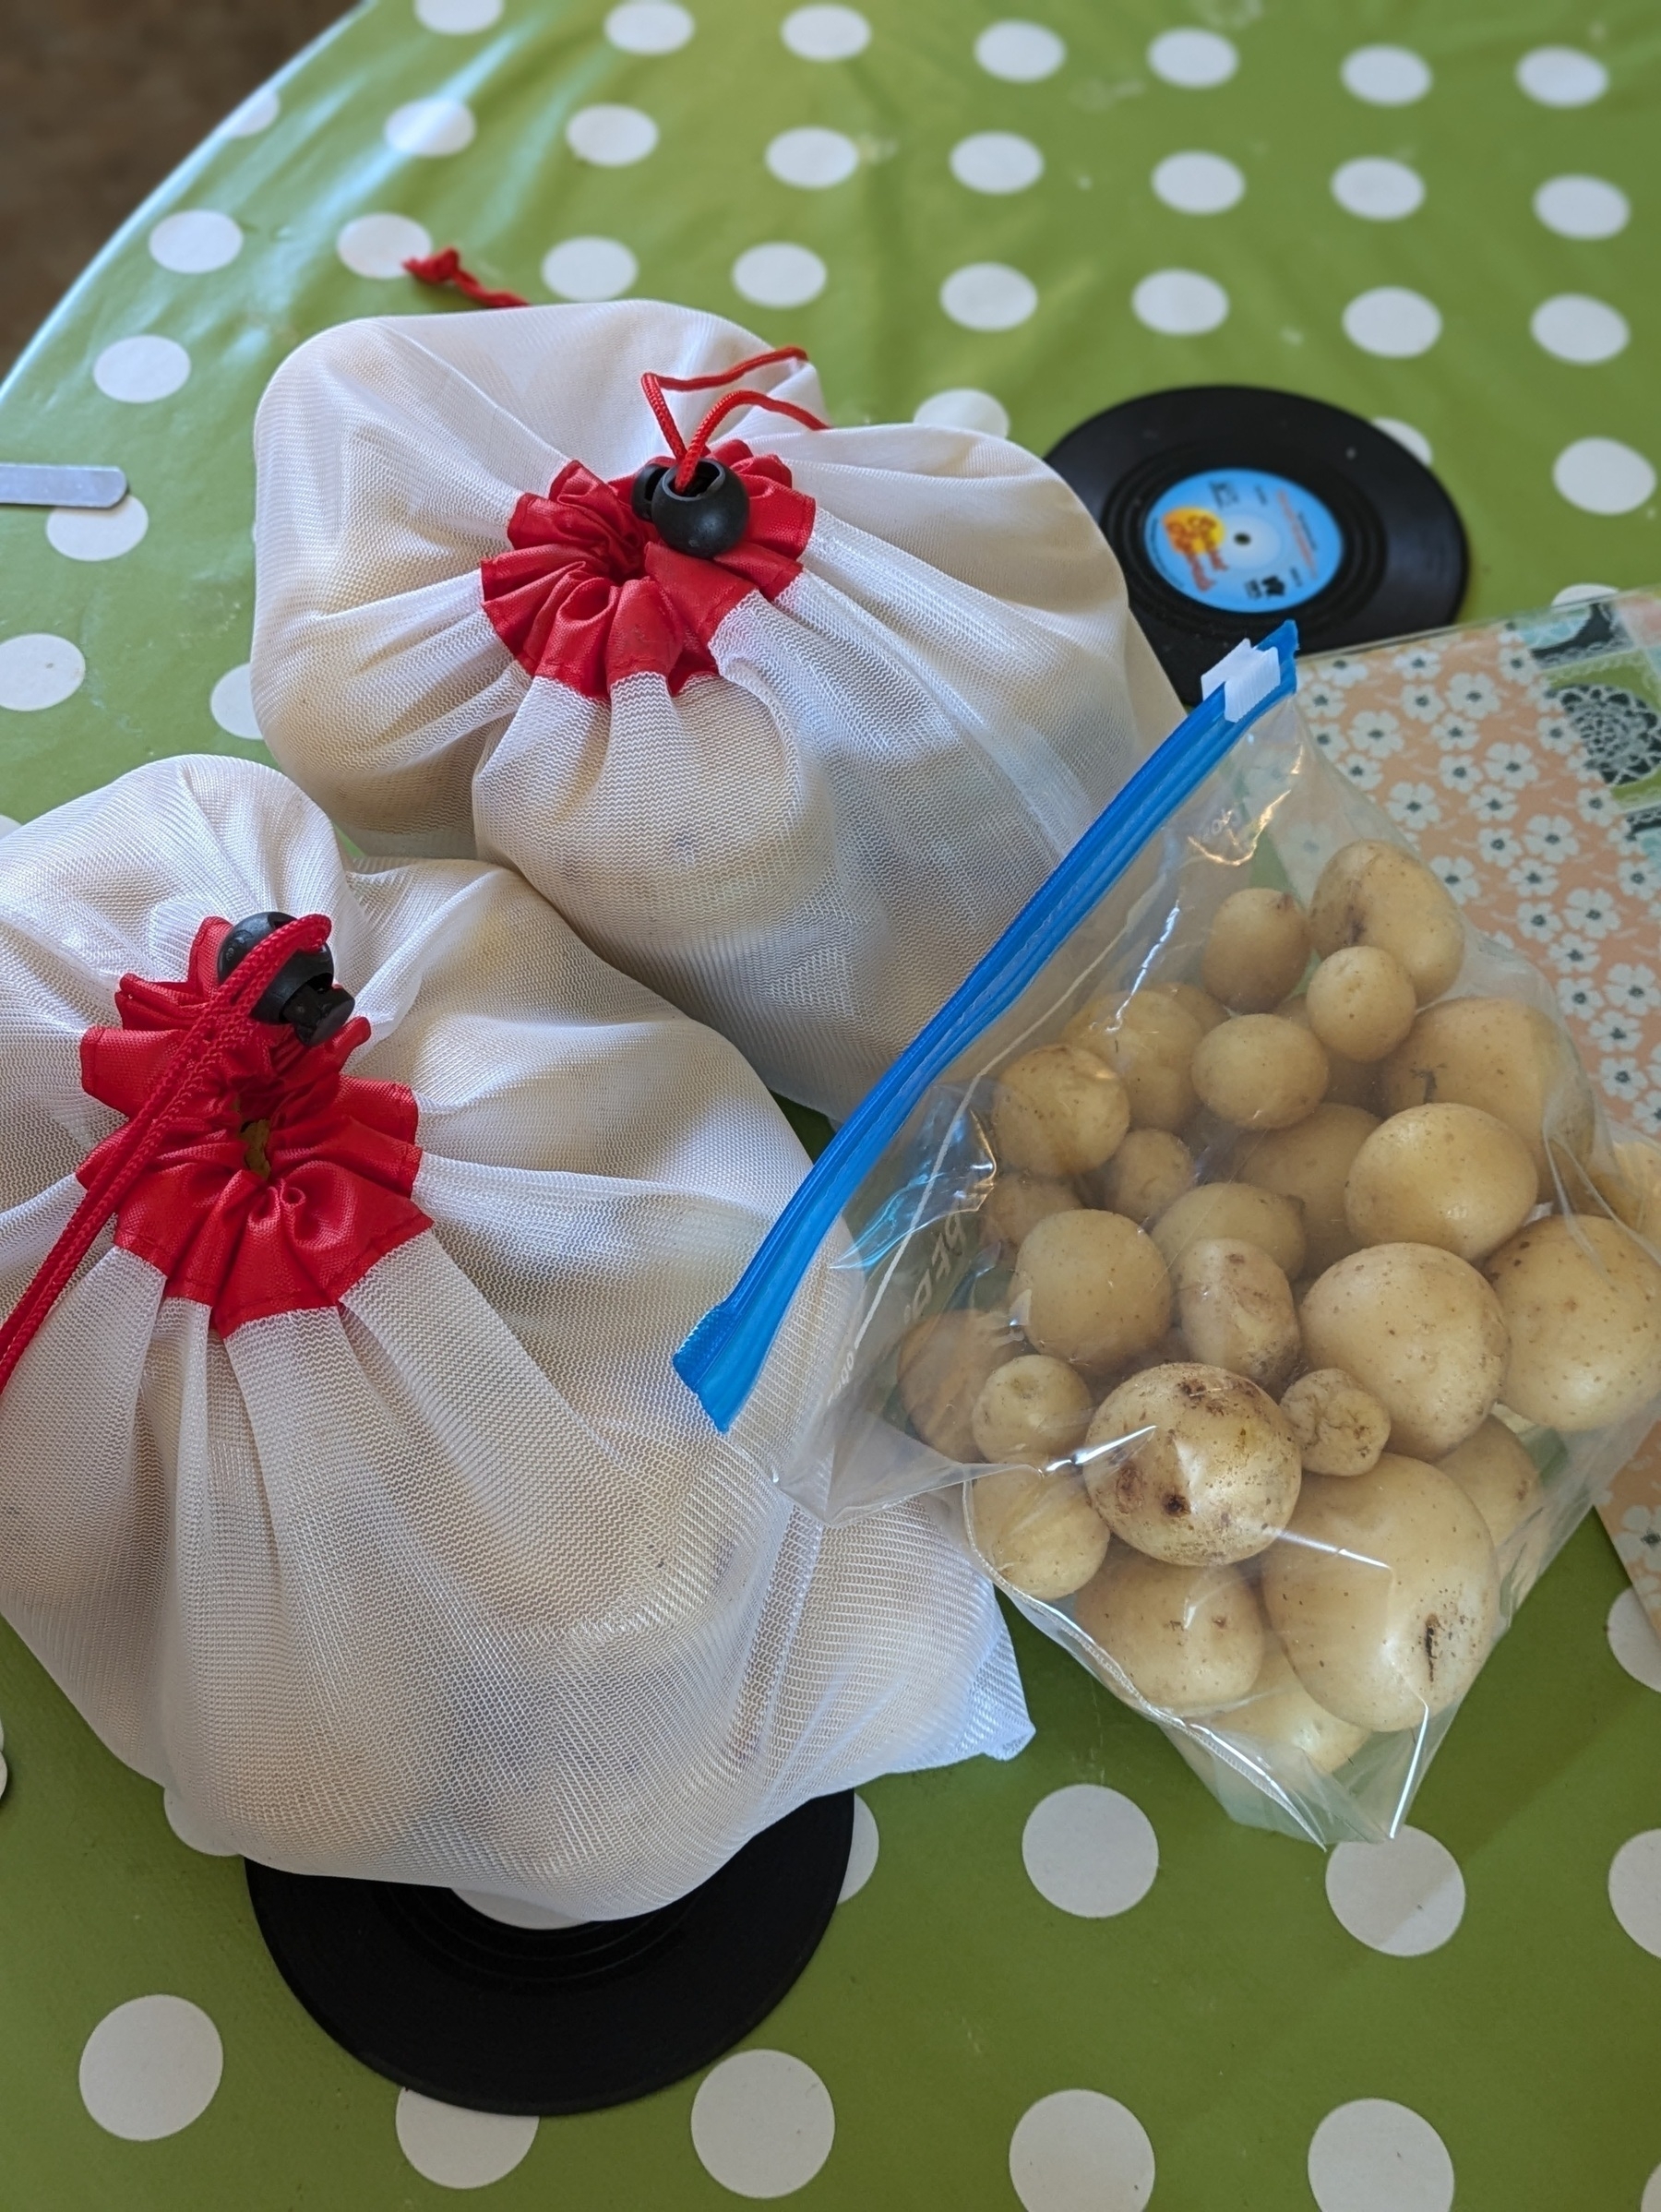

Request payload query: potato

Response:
[971,1354,1093,1465]
[1237,1102,1378,1275]
[1279,1368,1391,1477]
[1262,1454,1500,1730]
[1095,1128,1195,1224]
[968,1466,1110,1600]
[1201,888,1312,1012]
[1174,1239,1300,1394]
[1484,1215,1661,1431]
[1308,838,1464,1004]
[1300,1242,1507,1458]
[1224,1643,1369,1774]
[1064,992,1203,1131]
[898,1308,1022,1462]
[1278,996,1377,1110]
[1379,996,1595,1201]
[1152,1182,1308,1280]
[1073,1548,1263,1712]
[992,1043,1130,1176]
[983,1172,1079,1251]
[1437,1417,1546,1562]
[1083,1361,1301,1565]
[1011,1210,1172,1372]
[1584,1139,1661,1242]
[1344,1104,1536,1264]
[1305,945,1417,1062]
[1155,980,1227,1034]
[1191,1015,1329,1131]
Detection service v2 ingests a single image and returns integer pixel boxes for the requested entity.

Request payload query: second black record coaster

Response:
[246,1790,854,2115]
[1046,387,1468,702]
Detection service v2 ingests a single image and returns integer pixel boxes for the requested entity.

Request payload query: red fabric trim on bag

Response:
[479,440,815,699]
[75,919,430,1338]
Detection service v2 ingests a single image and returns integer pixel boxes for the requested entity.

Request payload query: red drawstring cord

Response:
[640,348,830,490]
[0,915,333,1399]
[403,248,529,310]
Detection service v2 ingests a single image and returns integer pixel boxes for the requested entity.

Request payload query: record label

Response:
[1143,467,1344,614]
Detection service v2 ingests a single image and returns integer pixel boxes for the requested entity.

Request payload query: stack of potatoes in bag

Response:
[902,836,1661,1771]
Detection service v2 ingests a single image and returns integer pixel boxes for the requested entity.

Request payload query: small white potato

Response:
[1064,992,1203,1132]
[1095,1128,1195,1223]
[1380,996,1595,1201]
[898,1307,1022,1463]
[1083,1360,1302,1564]
[992,1043,1130,1176]
[1309,838,1465,1004]
[968,1466,1110,1600]
[971,1354,1093,1465]
[1484,1215,1661,1431]
[1344,1103,1536,1263]
[1191,1014,1329,1131]
[1012,1210,1173,1372]
[1237,1101,1378,1275]
[1175,1239,1301,1394]
[1437,1417,1546,1566]
[983,1172,1079,1252]
[1299,1242,1508,1458]
[1073,1548,1264,1712]
[1279,1367,1391,1476]
[1263,1453,1500,1731]
[1278,995,1377,1110]
[1152,1182,1308,1280]
[1201,888,1312,1013]
[1595,1139,1661,1241]
[1305,944,1417,1062]
[1155,980,1228,1034]
[1223,1642,1370,1774]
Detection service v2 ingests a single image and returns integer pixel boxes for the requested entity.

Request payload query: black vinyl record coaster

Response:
[246,1791,854,2115]
[1046,386,1468,703]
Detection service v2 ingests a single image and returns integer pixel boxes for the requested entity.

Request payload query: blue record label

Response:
[1144,467,1344,613]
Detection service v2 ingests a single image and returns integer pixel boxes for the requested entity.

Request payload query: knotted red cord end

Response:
[404,247,529,310]
[639,347,830,488]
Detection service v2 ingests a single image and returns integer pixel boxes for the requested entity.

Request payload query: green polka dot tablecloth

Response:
[3,0,1661,2206]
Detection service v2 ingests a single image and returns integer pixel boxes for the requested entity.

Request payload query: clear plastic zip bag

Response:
[679,627,1661,1845]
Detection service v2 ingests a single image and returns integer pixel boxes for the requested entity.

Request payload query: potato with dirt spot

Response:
[1223,1643,1370,1774]
[1063,992,1203,1132]
[1306,944,1418,1062]
[1237,1102,1378,1275]
[1483,1215,1661,1431]
[1437,1417,1547,1569]
[1201,888,1312,1012]
[1011,1210,1172,1373]
[1174,1239,1301,1394]
[971,1354,1093,1465]
[1096,1128,1195,1224]
[1344,1103,1536,1263]
[968,1467,1110,1600]
[992,1043,1130,1176]
[1309,839,1465,1004]
[1299,1242,1508,1458]
[983,1172,1079,1252]
[1380,996,1595,1201]
[1262,1453,1500,1731]
[1192,1014,1329,1131]
[897,1308,1022,1463]
[1082,1361,1302,1565]
[1279,1368,1392,1476]
[1152,1182,1307,1280]
[1073,1548,1264,1712]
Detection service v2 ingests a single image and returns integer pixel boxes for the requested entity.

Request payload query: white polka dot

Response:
[1343,286,1441,357]
[1553,437,1656,516]
[385,97,476,156]
[210,664,262,742]
[337,212,434,278]
[1608,1588,1661,1689]
[1374,417,1432,465]
[768,126,859,188]
[1531,293,1630,365]
[1331,158,1424,221]
[93,334,190,402]
[396,2090,538,2187]
[1152,150,1244,214]
[838,1794,879,1901]
[1308,2100,1453,2212]
[1132,268,1228,335]
[1534,175,1630,240]
[732,242,827,308]
[162,1788,239,1855]
[781,5,869,62]
[0,634,85,712]
[566,103,658,164]
[1341,45,1432,105]
[950,131,1044,195]
[46,494,148,562]
[1610,1830,1661,1955]
[940,262,1038,331]
[79,1996,222,2140]
[604,0,692,52]
[1517,46,1608,107]
[914,387,1010,437]
[417,0,503,29]
[1022,1785,1158,1918]
[691,2051,834,2197]
[1324,1826,1465,1955]
[541,236,638,299]
[149,210,243,273]
[1147,29,1237,89]
[1644,2162,1661,2212]
[975,21,1065,82]
[1010,2089,1155,2212]
[455,1890,585,1929]
[221,85,280,136]
[1553,581,1617,605]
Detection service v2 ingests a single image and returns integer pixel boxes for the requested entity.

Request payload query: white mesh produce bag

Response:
[0,754,1028,1917]
[249,301,1177,1120]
